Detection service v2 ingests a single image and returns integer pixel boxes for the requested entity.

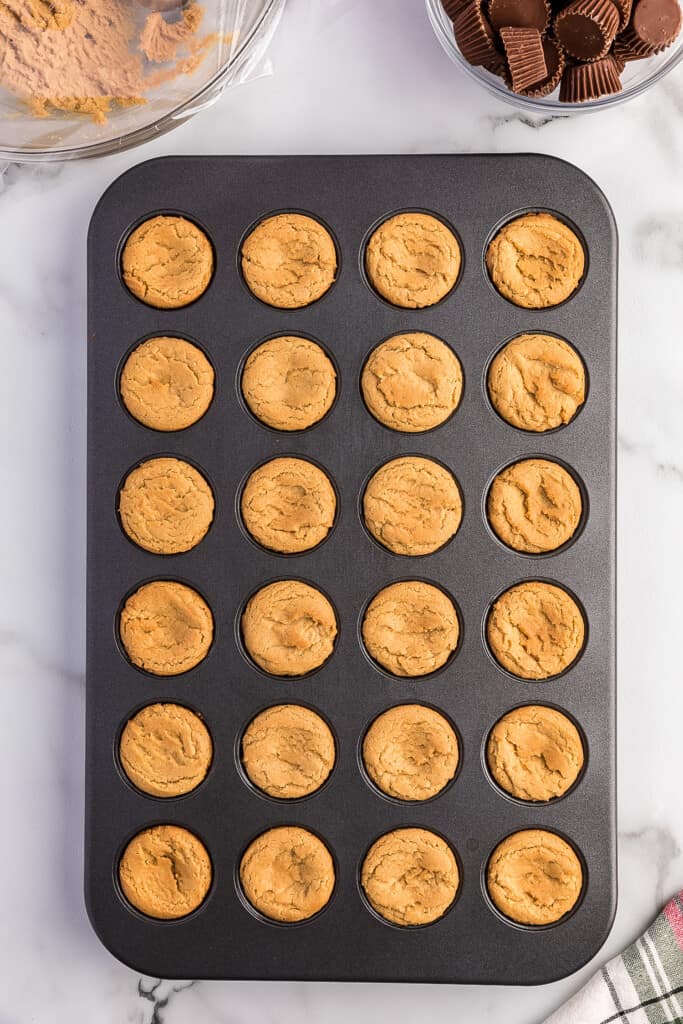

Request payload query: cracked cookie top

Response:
[241,580,338,676]
[241,213,337,309]
[365,212,461,309]
[362,581,459,677]
[363,704,459,801]
[487,704,584,801]
[239,826,335,922]
[119,456,214,555]
[119,580,214,676]
[121,215,214,309]
[241,335,336,431]
[487,457,582,554]
[242,704,335,799]
[119,336,214,432]
[119,824,212,920]
[487,829,583,925]
[487,581,584,680]
[119,702,213,797]
[241,457,336,554]
[486,213,585,309]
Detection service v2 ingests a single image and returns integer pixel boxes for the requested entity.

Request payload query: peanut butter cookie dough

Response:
[363,456,462,556]
[119,703,213,797]
[241,457,336,554]
[242,704,335,798]
[487,581,584,680]
[363,704,459,801]
[487,829,583,925]
[487,458,582,554]
[241,580,337,676]
[122,215,214,309]
[361,828,459,926]
[365,213,461,308]
[241,336,336,431]
[240,826,335,922]
[119,824,212,920]
[488,334,586,432]
[241,214,337,309]
[361,332,463,432]
[487,705,584,801]
[362,581,459,677]
[486,213,585,309]
[119,456,214,555]
[120,336,214,432]
[120,580,213,676]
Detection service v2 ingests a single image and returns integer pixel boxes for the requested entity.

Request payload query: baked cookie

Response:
[119,580,213,676]
[361,332,463,432]
[120,336,214,432]
[241,457,336,554]
[242,704,335,798]
[363,704,459,801]
[241,580,337,676]
[487,705,584,801]
[488,334,586,432]
[119,456,214,555]
[121,215,213,309]
[119,703,213,797]
[362,581,459,677]
[240,826,335,922]
[242,336,336,431]
[486,213,585,309]
[119,824,212,919]
[487,829,583,925]
[361,827,459,926]
[365,212,461,308]
[487,458,582,554]
[241,213,337,309]
[487,581,584,680]
[363,456,462,556]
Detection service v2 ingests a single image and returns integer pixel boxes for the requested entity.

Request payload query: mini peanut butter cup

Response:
[559,53,623,98]
[615,0,682,52]
[613,0,633,29]
[443,0,474,20]
[500,26,548,88]
[554,0,621,58]
[489,0,550,31]
[518,35,566,93]
[453,0,506,71]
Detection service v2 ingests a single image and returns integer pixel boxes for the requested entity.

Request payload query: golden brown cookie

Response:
[362,704,459,801]
[119,336,214,432]
[361,827,459,926]
[486,213,585,309]
[242,704,335,798]
[487,705,584,801]
[241,336,337,431]
[119,703,213,797]
[119,824,212,919]
[361,332,463,432]
[365,212,461,309]
[487,581,584,680]
[118,457,214,555]
[121,215,213,309]
[487,829,583,925]
[363,456,462,556]
[362,581,459,677]
[241,213,337,309]
[239,826,335,922]
[241,580,337,676]
[487,458,582,554]
[120,580,213,676]
[241,457,336,554]
[488,334,586,432]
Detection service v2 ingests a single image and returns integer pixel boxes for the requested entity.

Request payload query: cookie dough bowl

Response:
[86,155,616,983]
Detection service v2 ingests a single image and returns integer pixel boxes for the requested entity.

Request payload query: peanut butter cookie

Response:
[486,213,585,309]
[240,826,335,922]
[361,332,463,432]
[122,215,213,309]
[119,456,214,555]
[363,456,462,556]
[365,212,461,308]
[241,336,336,431]
[363,704,459,801]
[119,336,214,432]
[487,581,584,680]
[119,703,212,797]
[242,704,335,798]
[487,705,584,801]
[241,457,336,554]
[488,334,586,431]
[241,213,337,309]
[362,581,459,677]
[487,829,583,925]
[119,580,213,676]
[487,458,582,554]
[119,824,212,919]
[241,580,337,676]
[361,827,459,926]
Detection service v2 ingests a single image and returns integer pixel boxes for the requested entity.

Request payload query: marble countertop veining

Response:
[1,0,682,1020]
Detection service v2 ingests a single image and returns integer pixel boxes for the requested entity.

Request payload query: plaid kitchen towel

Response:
[545,891,683,1024]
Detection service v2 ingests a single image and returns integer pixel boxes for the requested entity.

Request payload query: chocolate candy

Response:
[559,53,623,97]
[500,26,548,87]
[452,0,506,72]
[554,0,620,59]
[489,0,550,31]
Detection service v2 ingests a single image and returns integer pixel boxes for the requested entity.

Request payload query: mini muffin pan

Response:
[86,154,617,982]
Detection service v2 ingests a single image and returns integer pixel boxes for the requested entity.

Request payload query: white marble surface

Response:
[1,0,683,1020]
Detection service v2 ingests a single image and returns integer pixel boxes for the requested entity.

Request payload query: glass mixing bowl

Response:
[426,0,683,113]
[0,0,285,161]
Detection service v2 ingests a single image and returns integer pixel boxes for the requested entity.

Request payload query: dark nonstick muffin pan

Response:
[86,154,616,982]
